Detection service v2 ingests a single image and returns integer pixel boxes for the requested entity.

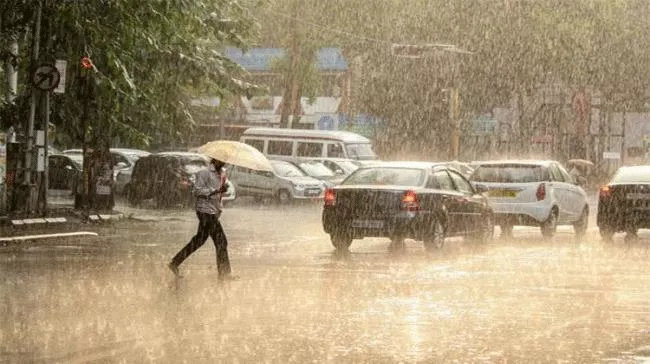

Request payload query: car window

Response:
[297,161,335,177]
[427,171,454,190]
[547,164,564,182]
[345,143,376,160]
[327,144,345,158]
[244,139,265,153]
[271,161,306,177]
[449,171,474,194]
[343,167,425,187]
[267,140,293,156]
[470,164,550,183]
[183,160,208,175]
[296,142,323,157]
[556,164,574,184]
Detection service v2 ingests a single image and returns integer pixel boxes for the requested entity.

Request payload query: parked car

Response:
[63,148,151,194]
[469,160,589,238]
[126,152,208,208]
[228,159,325,203]
[306,158,359,177]
[287,159,346,187]
[597,165,650,242]
[322,161,494,251]
[48,154,83,192]
[445,160,474,178]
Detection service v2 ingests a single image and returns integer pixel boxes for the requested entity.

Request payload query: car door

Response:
[556,163,587,221]
[448,170,485,235]
[428,170,465,234]
[547,163,574,223]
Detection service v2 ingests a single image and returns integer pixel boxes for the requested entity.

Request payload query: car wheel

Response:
[541,209,558,238]
[423,219,445,251]
[470,212,494,243]
[599,226,615,242]
[500,224,513,238]
[331,233,352,251]
[573,207,589,237]
[625,225,638,243]
[276,189,292,204]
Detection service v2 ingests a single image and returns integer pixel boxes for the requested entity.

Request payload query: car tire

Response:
[573,207,589,237]
[470,212,494,243]
[423,219,445,251]
[599,226,615,242]
[331,233,352,251]
[276,189,292,204]
[541,209,558,238]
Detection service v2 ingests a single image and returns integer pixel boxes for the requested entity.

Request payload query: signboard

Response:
[32,64,60,91]
[603,151,621,160]
[470,115,497,136]
[54,60,67,94]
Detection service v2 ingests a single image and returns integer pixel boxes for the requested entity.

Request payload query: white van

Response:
[240,127,377,160]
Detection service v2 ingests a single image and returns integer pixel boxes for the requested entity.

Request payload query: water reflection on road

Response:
[2,203,650,362]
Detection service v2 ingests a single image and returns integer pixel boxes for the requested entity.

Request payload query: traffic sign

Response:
[32,64,60,91]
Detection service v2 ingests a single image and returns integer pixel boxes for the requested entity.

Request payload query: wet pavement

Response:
[2,201,650,363]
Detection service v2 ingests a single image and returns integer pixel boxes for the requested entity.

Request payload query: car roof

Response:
[154,152,207,158]
[242,127,370,143]
[471,160,555,167]
[358,161,445,169]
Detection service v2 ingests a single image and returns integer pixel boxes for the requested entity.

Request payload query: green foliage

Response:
[1,0,259,149]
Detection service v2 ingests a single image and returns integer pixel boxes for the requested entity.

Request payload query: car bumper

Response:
[490,201,552,226]
[322,209,426,239]
[598,206,650,231]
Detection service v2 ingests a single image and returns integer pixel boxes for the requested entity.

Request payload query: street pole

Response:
[24,0,43,214]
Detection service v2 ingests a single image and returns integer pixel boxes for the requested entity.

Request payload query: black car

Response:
[597,165,650,241]
[126,152,209,208]
[322,161,494,251]
[48,154,83,191]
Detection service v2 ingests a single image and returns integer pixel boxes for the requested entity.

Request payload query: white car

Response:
[469,160,589,237]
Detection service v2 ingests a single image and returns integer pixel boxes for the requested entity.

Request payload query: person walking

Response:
[168,158,236,280]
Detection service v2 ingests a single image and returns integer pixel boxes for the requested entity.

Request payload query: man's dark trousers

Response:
[171,212,231,276]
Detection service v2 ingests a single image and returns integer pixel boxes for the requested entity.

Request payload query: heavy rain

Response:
[2,0,650,363]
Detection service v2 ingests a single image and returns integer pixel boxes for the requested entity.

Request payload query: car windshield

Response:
[298,161,335,177]
[611,167,650,183]
[470,164,549,183]
[345,143,376,160]
[342,167,425,187]
[272,161,306,177]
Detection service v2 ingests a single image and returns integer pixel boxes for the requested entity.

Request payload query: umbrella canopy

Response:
[568,159,594,168]
[197,140,273,172]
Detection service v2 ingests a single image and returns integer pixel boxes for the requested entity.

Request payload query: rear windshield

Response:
[611,167,650,183]
[345,143,376,160]
[470,164,549,183]
[297,161,335,177]
[271,161,306,177]
[342,167,425,187]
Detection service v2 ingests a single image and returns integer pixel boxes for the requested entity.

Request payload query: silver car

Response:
[228,160,325,203]
[63,148,151,194]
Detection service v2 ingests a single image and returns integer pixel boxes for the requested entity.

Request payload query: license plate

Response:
[351,220,384,229]
[488,190,518,198]
[626,193,650,200]
[304,188,321,196]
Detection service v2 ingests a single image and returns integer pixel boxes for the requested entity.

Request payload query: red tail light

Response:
[536,183,546,201]
[324,188,336,206]
[599,185,612,198]
[401,190,421,211]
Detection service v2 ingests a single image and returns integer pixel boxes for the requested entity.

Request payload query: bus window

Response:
[297,142,323,157]
[327,143,345,158]
[243,138,265,153]
[267,140,293,156]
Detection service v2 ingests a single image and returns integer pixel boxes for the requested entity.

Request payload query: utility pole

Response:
[24,0,43,214]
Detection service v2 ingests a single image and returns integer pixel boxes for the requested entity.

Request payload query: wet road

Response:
[2,202,650,363]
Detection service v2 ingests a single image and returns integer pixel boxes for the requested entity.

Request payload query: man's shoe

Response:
[168,262,182,278]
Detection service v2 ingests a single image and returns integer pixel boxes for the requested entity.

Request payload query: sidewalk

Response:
[0,192,193,238]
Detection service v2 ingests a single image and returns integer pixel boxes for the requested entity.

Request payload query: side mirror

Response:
[474,183,489,194]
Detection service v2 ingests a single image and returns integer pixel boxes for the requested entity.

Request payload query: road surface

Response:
[2,201,650,363]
